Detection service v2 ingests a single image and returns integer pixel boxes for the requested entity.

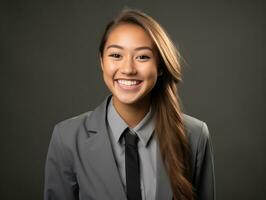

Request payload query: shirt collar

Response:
[107,97,155,147]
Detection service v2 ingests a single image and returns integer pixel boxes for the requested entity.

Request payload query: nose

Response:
[120,56,137,75]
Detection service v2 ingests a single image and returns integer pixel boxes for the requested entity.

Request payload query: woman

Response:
[44,9,215,200]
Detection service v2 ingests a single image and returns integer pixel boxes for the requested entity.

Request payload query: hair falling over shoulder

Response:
[99,8,195,200]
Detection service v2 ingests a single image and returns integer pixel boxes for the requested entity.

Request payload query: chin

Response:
[113,90,151,106]
[115,95,141,105]
[113,94,143,105]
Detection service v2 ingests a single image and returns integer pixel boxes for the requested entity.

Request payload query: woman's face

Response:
[100,23,159,107]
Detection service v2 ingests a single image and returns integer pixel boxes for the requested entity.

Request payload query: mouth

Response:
[117,79,142,86]
[115,79,143,90]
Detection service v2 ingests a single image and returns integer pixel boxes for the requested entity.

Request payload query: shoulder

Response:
[55,111,92,131]
[182,113,209,135]
[182,113,210,138]
[182,113,211,153]
[50,111,93,146]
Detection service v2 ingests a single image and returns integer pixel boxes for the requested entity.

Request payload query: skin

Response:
[100,23,160,127]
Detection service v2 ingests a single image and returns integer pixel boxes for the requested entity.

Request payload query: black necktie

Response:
[124,129,142,200]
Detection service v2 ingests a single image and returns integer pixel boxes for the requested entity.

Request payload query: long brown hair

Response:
[99,9,194,200]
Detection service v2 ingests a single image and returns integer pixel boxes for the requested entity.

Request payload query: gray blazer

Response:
[44,95,216,200]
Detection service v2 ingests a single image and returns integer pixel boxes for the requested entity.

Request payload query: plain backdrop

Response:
[1,0,265,199]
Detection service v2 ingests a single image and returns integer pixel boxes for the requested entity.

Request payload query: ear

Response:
[158,68,163,76]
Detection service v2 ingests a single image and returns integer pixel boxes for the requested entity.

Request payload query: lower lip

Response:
[115,80,142,91]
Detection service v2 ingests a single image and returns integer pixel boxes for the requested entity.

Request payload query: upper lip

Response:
[114,78,142,81]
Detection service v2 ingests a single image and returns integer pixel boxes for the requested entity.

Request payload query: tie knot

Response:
[125,129,139,148]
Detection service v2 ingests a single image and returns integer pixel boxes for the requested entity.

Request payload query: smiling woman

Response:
[44,9,216,200]
[100,23,159,126]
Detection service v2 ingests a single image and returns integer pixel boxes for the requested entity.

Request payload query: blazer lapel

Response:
[84,95,127,200]
[156,140,173,200]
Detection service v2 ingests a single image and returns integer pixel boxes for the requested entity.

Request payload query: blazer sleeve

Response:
[194,122,216,200]
[44,125,79,200]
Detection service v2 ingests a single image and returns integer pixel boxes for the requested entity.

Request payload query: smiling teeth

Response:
[118,80,139,86]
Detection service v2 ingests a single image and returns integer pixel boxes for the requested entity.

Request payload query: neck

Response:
[112,96,151,128]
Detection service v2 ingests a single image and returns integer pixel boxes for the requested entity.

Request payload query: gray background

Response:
[1,0,265,199]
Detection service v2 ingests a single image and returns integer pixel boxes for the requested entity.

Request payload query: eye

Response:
[136,55,150,61]
[108,53,122,59]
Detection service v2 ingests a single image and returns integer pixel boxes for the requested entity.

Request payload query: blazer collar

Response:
[85,95,112,134]
[84,95,173,200]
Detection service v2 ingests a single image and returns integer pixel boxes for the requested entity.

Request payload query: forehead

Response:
[105,23,155,49]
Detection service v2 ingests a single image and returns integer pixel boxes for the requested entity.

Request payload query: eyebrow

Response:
[106,44,153,52]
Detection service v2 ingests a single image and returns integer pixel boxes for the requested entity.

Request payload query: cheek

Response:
[102,60,117,78]
[142,64,158,81]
